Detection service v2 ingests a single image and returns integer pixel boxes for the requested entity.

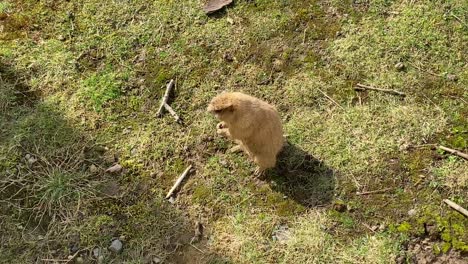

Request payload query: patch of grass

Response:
[79,67,125,111]
[1,0,467,262]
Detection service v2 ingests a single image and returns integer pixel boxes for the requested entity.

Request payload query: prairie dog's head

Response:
[207,92,238,122]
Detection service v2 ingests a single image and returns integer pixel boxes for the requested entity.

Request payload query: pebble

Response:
[152,257,162,263]
[408,209,417,217]
[89,164,98,173]
[92,247,101,258]
[109,239,123,253]
[75,257,84,263]
[395,62,405,71]
[446,74,458,82]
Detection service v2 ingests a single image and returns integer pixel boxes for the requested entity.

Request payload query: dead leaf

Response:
[203,0,233,14]
[105,164,122,173]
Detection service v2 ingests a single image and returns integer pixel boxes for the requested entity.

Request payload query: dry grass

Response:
[0,0,467,262]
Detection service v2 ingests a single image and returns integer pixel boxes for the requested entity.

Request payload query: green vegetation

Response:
[1,0,466,263]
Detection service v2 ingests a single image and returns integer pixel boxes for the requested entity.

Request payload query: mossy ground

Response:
[1,0,467,263]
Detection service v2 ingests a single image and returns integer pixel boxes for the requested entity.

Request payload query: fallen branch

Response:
[355,83,406,97]
[163,103,181,123]
[356,188,392,196]
[166,165,193,199]
[438,145,468,160]
[157,79,175,117]
[443,199,468,218]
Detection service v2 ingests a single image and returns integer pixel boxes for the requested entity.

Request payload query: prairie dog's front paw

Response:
[217,122,228,130]
[216,122,230,137]
[217,128,229,137]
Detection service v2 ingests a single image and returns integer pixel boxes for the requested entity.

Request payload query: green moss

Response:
[397,222,412,233]
[192,185,211,204]
[80,67,124,111]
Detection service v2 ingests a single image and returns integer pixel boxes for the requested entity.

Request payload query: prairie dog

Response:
[207,92,284,174]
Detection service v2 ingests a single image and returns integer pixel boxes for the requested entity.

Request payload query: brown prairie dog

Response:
[207,92,284,174]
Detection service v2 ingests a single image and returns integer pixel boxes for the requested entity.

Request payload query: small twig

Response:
[163,103,181,123]
[409,143,437,149]
[438,145,468,160]
[190,243,205,253]
[355,83,406,97]
[356,188,392,196]
[316,87,345,110]
[166,165,193,199]
[157,79,175,117]
[362,223,377,233]
[41,247,87,263]
[443,199,468,218]
[235,194,256,207]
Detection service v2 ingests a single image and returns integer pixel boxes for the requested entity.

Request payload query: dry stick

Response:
[438,145,468,160]
[166,165,193,199]
[41,248,87,263]
[362,223,377,233]
[355,83,406,97]
[163,103,181,123]
[356,188,392,196]
[157,79,175,117]
[316,87,345,110]
[443,199,468,218]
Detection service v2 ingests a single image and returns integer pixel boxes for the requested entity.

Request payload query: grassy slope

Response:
[1,0,467,263]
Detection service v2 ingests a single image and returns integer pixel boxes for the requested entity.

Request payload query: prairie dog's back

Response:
[208,91,284,172]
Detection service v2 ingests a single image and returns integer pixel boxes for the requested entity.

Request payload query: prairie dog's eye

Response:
[214,109,222,113]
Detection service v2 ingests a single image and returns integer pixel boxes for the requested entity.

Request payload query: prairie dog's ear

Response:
[224,104,235,112]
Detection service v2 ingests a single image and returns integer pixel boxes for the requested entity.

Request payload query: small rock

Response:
[109,239,123,254]
[203,0,233,14]
[408,209,417,217]
[58,35,65,41]
[123,128,131,134]
[395,62,405,71]
[28,156,37,165]
[37,235,44,241]
[70,244,79,254]
[25,154,31,159]
[272,225,290,243]
[370,225,379,232]
[105,164,122,173]
[226,17,234,25]
[152,257,161,264]
[168,196,176,204]
[446,74,458,82]
[89,164,98,173]
[75,257,84,263]
[379,224,387,232]
[92,247,101,258]
[396,255,405,264]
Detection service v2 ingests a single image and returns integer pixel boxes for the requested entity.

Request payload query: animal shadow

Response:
[265,142,336,208]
